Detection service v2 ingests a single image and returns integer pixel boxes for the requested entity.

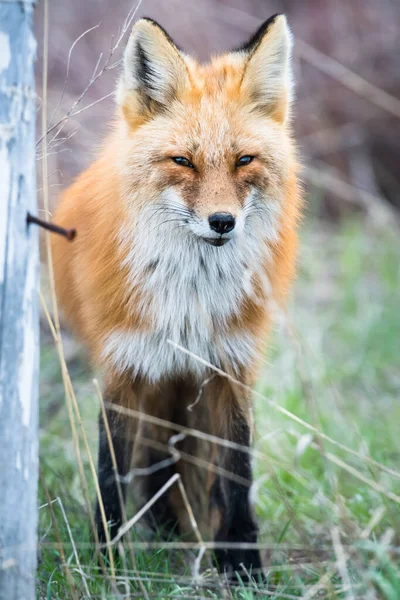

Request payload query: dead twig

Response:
[37,0,144,149]
[296,38,400,120]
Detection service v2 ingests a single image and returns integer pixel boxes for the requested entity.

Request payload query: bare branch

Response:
[48,22,102,128]
[296,39,400,120]
[305,163,400,227]
[37,0,144,148]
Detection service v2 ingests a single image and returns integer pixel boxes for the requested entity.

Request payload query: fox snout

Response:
[184,206,242,247]
[208,213,236,235]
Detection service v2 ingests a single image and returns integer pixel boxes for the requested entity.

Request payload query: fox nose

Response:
[208,212,236,235]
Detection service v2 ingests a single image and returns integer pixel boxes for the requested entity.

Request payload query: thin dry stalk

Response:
[93,379,150,600]
[302,567,337,600]
[59,497,91,597]
[63,369,116,578]
[39,539,356,551]
[360,506,386,540]
[130,425,306,494]
[77,559,333,578]
[40,497,91,597]
[40,0,110,583]
[187,374,215,412]
[167,341,400,482]
[40,292,108,578]
[109,399,399,502]
[288,430,400,505]
[331,527,354,600]
[106,402,260,458]
[324,451,400,505]
[39,468,79,600]
[132,432,252,487]
[175,477,206,579]
[116,541,131,598]
[40,296,115,577]
[108,474,180,547]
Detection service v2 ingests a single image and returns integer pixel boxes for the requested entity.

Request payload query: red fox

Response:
[51,14,302,580]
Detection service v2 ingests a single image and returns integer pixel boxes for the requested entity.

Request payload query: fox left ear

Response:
[237,15,293,123]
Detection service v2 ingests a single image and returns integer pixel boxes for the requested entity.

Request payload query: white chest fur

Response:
[102,204,274,383]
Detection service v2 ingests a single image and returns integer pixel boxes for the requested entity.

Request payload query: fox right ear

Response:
[118,18,189,115]
[237,15,293,123]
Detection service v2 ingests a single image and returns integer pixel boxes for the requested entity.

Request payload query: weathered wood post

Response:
[0,1,38,599]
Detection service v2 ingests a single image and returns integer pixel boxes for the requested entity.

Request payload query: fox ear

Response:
[118,18,189,112]
[238,15,293,123]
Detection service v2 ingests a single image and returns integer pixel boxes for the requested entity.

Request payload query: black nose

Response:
[208,212,235,235]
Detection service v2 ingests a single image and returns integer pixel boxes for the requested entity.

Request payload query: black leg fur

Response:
[95,409,134,543]
[213,408,263,583]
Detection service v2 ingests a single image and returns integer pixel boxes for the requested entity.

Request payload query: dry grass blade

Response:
[360,506,386,540]
[167,341,400,482]
[40,293,110,578]
[93,379,150,600]
[108,398,400,501]
[64,367,116,579]
[324,451,400,505]
[302,567,337,600]
[107,474,181,547]
[175,478,206,580]
[331,527,354,600]
[39,540,361,551]
[288,430,400,504]
[187,374,215,412]
[40,497,91,598]
[39,468,79,600]
[40,5,91,592]
[133,431,252,486]
[73,560,333,578]
[105,401,259,458]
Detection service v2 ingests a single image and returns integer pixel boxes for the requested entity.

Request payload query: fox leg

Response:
[95,379,137,544]
[173,376,263,579]
[131,379,186,535]
[211,380,263,581]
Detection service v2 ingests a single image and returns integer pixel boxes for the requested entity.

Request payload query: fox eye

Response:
[172,156,194,169]
[236,155,254,167]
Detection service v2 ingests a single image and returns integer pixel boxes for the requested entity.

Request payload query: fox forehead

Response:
[124,59,271,157]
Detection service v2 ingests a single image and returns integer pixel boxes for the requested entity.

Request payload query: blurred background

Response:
[35,0,400,220]
[35,1,400,597]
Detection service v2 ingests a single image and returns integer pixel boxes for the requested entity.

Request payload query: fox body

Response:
[52,14,302,579]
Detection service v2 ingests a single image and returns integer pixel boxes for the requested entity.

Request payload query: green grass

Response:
[37,217,400,599]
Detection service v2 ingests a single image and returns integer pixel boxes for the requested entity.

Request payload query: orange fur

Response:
[51,15,303,555]
[52,56,301,372]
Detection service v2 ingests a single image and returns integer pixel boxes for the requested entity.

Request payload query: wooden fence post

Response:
[0,1,38,599]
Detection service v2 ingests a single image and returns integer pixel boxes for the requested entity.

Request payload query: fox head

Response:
[116,15,296,249]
